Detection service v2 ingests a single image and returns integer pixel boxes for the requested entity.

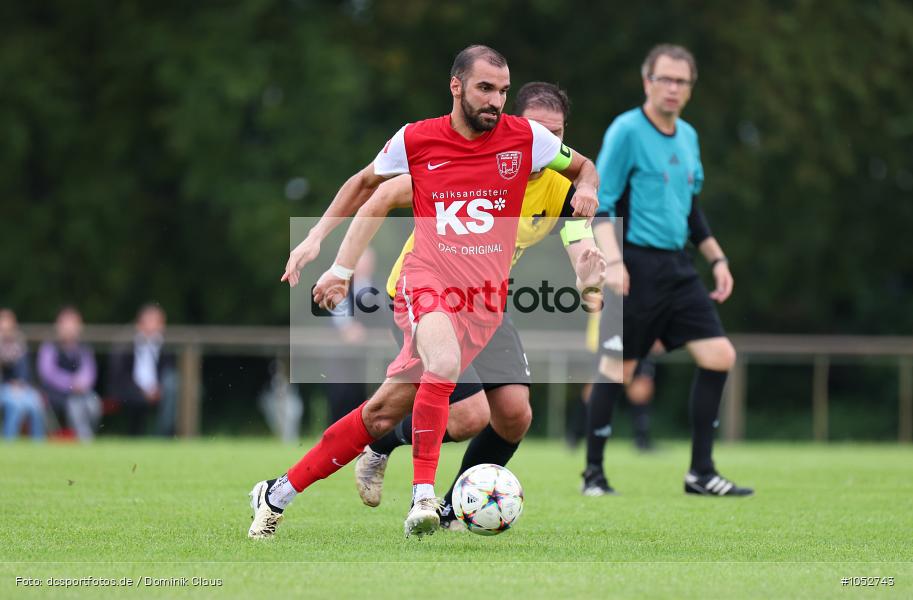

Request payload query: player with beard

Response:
[313,83,607,529]
[248,46,600,539]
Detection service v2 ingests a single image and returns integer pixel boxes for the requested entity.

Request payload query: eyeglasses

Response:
[648,75,694,88]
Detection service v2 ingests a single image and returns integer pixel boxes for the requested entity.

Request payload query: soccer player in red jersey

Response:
[249,45,599,539]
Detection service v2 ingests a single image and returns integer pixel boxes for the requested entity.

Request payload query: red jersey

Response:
[374,114,563,326]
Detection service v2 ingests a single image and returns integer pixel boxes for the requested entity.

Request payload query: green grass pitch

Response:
[1,439,911,599]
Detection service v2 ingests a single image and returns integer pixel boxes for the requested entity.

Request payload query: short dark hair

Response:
[450,45,508,82]
[514,82,570,120]
[641,44,697,82]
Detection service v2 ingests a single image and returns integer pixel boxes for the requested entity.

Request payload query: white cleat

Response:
[354,446,389,507]
[404,497,442,538]
[248,480,284,539]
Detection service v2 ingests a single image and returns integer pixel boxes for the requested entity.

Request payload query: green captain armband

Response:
[560,218,593,247]
[546,143,573,172]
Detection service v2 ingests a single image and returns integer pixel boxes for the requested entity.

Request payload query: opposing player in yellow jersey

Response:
[316,82,607,528]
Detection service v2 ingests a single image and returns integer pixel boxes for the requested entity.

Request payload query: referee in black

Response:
[582,44,753,497]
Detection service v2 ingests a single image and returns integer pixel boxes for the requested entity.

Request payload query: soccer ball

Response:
[452,464,524,536]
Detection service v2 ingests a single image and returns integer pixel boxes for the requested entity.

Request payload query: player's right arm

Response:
[282,125,410,287]
[313,175,412,310]
[336,175,412,270]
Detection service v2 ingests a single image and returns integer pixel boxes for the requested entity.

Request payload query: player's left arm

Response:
[697,235,732,304]
[528,120,598,218]
[687,143,732,304]
[555,151,599,219]
[689,197,732,304]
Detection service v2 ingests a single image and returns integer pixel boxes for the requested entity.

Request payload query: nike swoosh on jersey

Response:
[427,161,451,170]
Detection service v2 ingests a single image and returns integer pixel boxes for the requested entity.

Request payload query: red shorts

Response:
[386,270,502,383]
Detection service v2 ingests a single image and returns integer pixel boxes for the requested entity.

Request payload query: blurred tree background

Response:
[1,0,912,335]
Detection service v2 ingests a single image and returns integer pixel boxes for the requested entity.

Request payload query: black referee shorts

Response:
[599,244,725,361]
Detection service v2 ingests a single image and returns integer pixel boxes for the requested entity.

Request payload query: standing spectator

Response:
[0,309,45,440]
[108,304,176,436]
[38,306,100,441]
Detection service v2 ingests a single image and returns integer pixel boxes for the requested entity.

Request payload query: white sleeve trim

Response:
[373,125,409,177]
[529,119,562,172]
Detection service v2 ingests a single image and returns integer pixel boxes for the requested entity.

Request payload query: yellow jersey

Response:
[385,169,578,297]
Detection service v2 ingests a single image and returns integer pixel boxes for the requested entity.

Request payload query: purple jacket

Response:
[37,341,96,398]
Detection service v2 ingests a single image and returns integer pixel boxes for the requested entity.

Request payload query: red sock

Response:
[287,401,374,492]
[411,371,456,485]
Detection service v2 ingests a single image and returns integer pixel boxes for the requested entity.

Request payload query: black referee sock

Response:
[689,367,728,475]
[442,425,520,517]
[369,414,453,456]
[631,402,651,437]
[585,374,623,470]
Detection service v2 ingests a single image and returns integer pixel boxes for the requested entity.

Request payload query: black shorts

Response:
[599,245,725,361]
[473,313,532,391]
[388,308,530,404]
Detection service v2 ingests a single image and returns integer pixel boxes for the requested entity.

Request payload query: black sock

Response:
[567,392,587,446]
[689,368,728,475]
[442,425,519,517]
[369,414,454,456]
[585,374,623,470]
[369,416,412,455]
[631,403,650,437]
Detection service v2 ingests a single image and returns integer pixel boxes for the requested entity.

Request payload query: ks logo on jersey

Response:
[435,198,506,235]
[496,151,522,180]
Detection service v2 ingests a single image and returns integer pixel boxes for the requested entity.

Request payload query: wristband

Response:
[710,257,728,270]
[330,262,354,281]
[605,259,622,267]
[559,219,593,247]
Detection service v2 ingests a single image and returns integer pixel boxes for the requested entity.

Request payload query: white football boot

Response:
[248,480,284,539]
[354,446,389,507]
[404,497,442,538]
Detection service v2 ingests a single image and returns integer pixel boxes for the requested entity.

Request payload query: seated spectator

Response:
[108,304,176,436]
[0,309,45,440]
[38,307,100,441]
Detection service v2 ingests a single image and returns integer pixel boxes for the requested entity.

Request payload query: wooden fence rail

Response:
[19,325,913,441]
